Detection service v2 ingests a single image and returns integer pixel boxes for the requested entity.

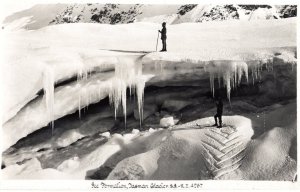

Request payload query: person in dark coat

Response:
[158,22,167,52]
[213,97,223,128]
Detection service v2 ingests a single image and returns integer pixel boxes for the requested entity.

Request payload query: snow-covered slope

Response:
[2,4,297,30]
[2,4,67,30]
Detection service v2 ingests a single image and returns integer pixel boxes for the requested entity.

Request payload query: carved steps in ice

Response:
[201,126,249,179]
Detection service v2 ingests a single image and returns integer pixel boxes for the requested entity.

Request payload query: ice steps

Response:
[201,126,250,179]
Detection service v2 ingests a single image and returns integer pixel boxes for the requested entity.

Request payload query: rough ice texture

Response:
[2,18,296,121]
[1,18,296,151]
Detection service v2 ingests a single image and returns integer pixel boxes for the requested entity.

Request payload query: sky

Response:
[0,1,37,22]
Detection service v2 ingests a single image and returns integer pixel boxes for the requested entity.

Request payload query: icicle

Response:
[218,73,221,88]
[210,73,215,97]
[248,60,266,85]
[121,83,127,127]
[86,87,90,110]
[108,78,124,120]
[76,59,84,118]
[136,77,145,127]
[43,65,55,134]
[78,92,81,119]
[252,67,255,85]
[245,66,249,83]
[223,72,231,102]
[234,63,237,88]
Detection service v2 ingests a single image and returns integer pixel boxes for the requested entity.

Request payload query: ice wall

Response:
[41,55,147,134]
[41,55,284,132]
[39,55,148,144]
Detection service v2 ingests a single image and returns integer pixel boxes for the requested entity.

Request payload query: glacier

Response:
[0,17,297,180]
[2,18,297,150]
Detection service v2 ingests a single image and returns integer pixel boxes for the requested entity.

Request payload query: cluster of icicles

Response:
[42,56,146,132]
[204,60,249,100]
[107,57,145,127]
[204,59,273,101]
[42,58,273,132]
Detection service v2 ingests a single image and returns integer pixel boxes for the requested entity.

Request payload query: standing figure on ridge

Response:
[214,96,223,128]
[158,22,167,52]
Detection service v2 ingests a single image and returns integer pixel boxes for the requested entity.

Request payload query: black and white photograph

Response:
[0,0,298,190]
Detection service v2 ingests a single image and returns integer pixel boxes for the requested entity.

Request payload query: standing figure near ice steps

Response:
[214,97,223,128]
[158,22,167,52]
